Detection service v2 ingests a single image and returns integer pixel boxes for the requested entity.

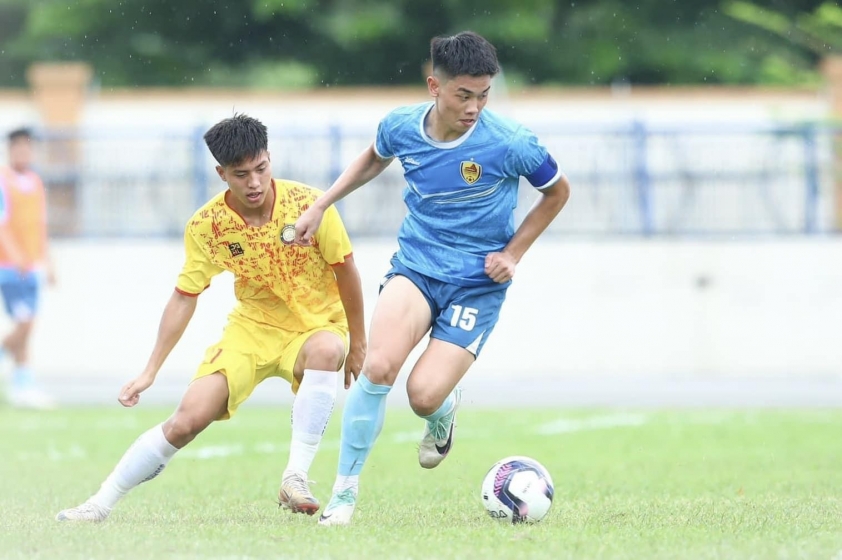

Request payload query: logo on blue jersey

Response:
[460,161,482,185]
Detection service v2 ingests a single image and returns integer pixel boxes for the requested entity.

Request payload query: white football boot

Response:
[56,501,111,522]
[418,386,462,469]
[318,488,357,526]
[278,471,320,515]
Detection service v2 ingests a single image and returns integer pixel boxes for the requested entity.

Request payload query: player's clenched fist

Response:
[118,372,155,407]
[484,251,517,283]
[293,204,325,246]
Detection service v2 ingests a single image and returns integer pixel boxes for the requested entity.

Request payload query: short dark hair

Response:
[430,31,499,79]
[203,113,268,167]
[8,127,32,143]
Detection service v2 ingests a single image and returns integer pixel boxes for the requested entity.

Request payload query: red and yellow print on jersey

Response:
[176,179,352,333]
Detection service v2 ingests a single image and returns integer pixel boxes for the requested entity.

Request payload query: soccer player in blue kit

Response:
[294,31,571,525]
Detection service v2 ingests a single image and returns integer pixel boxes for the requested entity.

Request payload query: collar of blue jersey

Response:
[418,103,480,150]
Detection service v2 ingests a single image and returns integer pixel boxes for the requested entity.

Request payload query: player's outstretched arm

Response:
[332,254,367,389]
[294,144,393,245]
[118,290,198,407]
[485,176,571,283]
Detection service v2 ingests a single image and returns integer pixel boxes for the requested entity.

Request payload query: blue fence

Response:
[31,122,841,238]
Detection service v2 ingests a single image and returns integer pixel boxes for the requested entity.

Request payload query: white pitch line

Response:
[14,416,649,463]
[166,421,535,461]
[534,413,649,435]
[254,442,287,454]
[180,444,245,460]
[12,416,142,432]
[180,439,340,460]
[17,443,88,462]
[388,428,494,444]
[390,431,422,444]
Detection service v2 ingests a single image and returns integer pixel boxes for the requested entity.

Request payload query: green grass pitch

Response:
[2,405,841,559]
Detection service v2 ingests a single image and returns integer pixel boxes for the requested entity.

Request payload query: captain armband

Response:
[525,154,562,190]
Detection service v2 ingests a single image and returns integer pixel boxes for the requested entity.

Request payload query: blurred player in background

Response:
[295,31,570,526]
[0,127,56,409]
[56,114,366,522]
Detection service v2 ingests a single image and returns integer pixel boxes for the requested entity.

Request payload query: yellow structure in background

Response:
[26,62,92,128]
[25,62,92,235]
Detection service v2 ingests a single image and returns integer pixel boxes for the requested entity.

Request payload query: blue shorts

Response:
[382,256,508,357]
[0,273,40,322]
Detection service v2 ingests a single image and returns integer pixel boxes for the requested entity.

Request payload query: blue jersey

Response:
[375,102,561,287]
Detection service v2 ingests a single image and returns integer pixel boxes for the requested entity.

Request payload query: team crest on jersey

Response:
[228,242,244,257]
[280,224,296,245]
[460,161,482,185]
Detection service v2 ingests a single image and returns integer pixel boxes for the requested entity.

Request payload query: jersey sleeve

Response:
[314,204,353,266]
[373,113,396,160]
[175,226,224,296]
[505,127,563,190]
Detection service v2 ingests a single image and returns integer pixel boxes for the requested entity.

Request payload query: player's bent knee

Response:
[407,389,441,417]
[300,332,346,371]
[361,352,399,386]
[317,340,346,371]
[163,412,213,447]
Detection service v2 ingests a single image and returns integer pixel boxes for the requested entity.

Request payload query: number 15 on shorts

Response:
[450,305,479,331]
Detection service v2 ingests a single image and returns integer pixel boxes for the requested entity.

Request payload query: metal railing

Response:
[25,121,841,238]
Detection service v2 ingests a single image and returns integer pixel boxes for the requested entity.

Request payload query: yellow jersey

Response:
[176,179,352,332]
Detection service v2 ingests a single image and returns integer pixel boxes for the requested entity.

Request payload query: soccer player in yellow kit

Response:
[56,114,366,522]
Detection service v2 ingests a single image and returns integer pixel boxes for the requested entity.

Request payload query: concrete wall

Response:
[0,92,39,135]
[20,239,842,392]
[77,86,830,133]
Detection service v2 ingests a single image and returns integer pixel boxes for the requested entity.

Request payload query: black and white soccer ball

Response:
[481,456,554,524]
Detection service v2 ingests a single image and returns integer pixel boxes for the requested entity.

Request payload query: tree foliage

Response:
[0,0,833,89]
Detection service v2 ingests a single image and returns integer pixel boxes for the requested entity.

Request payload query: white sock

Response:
[333,475,359,495]
[90,424,178,509]
[283,369,337,478]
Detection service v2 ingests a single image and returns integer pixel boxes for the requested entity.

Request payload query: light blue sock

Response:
[337,374,391,477]
[420,392,455,425]
[12,366,34,389]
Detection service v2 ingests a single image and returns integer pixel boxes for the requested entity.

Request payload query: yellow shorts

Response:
[191,316,348,420]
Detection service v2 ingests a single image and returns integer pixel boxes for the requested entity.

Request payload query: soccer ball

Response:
[481,456,554,524]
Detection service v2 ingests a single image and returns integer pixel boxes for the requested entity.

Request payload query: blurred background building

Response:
[0,0,840,403]
[2,0,841,239]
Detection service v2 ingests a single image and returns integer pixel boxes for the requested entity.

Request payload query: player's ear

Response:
[427,75,440,98]
[215,165,226,181]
